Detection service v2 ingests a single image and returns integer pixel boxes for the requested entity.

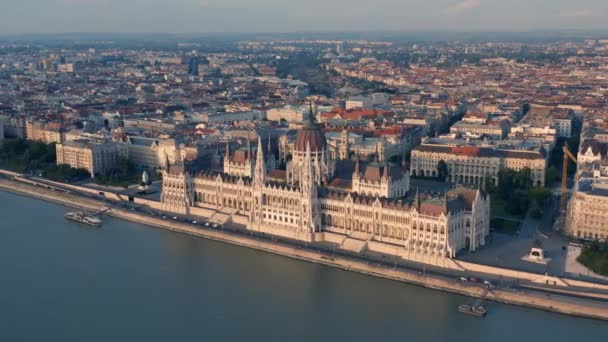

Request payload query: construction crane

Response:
[560,143,578,221]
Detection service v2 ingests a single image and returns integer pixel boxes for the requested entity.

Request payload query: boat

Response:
[458,304,487,317]
[64,211,102,227]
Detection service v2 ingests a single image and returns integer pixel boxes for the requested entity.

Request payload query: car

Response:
[459,277,468,282]
[172,216,178,220]
[161,215,167,220]
[212,223,219,228]
[192,220,198,224]
[483,280,493,287]
[468,277,478,283]
[204,222,210,227]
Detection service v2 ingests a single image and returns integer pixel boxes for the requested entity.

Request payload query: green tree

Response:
[437,160,449,182]
[528,187,551,207]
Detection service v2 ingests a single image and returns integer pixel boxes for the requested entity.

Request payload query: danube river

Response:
[0,191,606,341]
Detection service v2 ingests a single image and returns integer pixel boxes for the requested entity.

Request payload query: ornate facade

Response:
[162,111,491,263]
[411,141,547,187]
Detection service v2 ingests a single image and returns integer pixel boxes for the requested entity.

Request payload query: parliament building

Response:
[161,109,491,264]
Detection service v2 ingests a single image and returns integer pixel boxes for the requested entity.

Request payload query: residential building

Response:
[56,140,127,178]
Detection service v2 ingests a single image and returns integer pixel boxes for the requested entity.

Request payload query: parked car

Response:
[459,277,468,282]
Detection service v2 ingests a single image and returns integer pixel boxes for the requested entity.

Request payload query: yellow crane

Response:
[560,143,578,218]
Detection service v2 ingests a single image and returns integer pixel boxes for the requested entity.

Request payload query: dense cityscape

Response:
[1,33,608,326]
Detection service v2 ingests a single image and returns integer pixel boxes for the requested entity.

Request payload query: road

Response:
[5,172,608,306]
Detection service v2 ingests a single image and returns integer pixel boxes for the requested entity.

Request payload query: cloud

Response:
[444,0,481,14]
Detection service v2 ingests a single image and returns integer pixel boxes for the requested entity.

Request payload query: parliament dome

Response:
[294,104,327,152]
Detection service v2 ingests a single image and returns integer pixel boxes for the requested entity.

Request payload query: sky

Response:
[1,0,607,34]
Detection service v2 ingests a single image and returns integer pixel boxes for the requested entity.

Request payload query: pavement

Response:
[459,196,608,284]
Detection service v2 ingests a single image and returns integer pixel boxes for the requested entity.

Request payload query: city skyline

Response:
[2,0,608,34]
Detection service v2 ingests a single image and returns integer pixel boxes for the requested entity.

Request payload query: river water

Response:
[0,191,606,341]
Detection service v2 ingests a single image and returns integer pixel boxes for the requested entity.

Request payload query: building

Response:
[566,187,608,241]
[161,108,491,265]
[26,120,64,144]
[0,115,25,139]
[56,140,127,178]
[449,121,508,140]
[411,139,547,187]
[565,138,608,241]
[345,96,373,110]
[266,105,310,123]
[124,136,180,169]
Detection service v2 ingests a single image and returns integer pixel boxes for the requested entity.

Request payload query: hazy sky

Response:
[1,0,607,33]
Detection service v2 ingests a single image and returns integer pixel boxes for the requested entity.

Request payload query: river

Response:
[0,191,606,341]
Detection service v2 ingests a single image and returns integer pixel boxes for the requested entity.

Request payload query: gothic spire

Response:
[254,135,265,185]
[247,131,252,157]
[308,100,315,124]
[383,159,389,179]
[225,141,230,158]
[354,149,360,175]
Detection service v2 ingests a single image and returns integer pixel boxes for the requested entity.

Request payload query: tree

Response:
[545,166,560,185]
[528,187,551,207]
[437,160,449,182]
[514,167,533,189]
[522,103,531,116]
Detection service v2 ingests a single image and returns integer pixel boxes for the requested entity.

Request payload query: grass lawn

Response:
[491,218,521,235]
[578,242,608,276]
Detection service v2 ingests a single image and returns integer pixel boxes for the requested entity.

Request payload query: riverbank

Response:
[1,176,607,321]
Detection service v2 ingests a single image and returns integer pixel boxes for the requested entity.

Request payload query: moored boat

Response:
[64,211,102,227]
[458,304,487,317]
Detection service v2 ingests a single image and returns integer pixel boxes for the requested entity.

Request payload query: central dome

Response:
[294,120,326,152]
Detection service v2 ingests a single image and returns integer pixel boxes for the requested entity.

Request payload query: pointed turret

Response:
[225,141,230,159]
[247,131,252,157]
[413,187,420,210]
[383,159,390,179]
[375,144,380,163]
[354,149,360,175]
[301,141,314,191]
[308,100,314,123]
[254,136,265,186]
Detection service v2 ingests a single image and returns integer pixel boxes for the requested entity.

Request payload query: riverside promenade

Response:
[1,174,608,321]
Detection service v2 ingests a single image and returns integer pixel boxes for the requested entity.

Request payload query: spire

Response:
[354,149,360,175]
[443,191,449,215]
[413,187,420,209]
[254,136,265,185]
[308,100,315,124]
[383,159,389,179]
[225,141,230,158]
[247,131,252,157]
[375,144,380,163]
[301,141,314,191]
